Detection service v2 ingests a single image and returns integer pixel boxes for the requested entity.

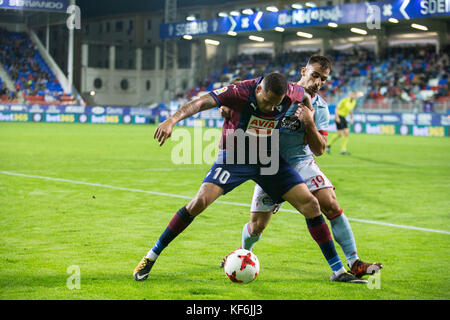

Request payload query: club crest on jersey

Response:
[213,87,228,96]
[246,115,279,137]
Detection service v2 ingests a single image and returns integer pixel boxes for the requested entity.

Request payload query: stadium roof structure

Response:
[159,0,450,40]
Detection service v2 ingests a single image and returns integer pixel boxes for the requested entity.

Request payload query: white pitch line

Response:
[1,170,449,235]
[278,208,450,235]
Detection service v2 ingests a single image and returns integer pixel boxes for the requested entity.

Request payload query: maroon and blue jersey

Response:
[209,77,305,151]
[203,77,307,203]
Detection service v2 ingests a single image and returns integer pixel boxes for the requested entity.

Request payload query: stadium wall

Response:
[175,110,450,138]
[0,104,162,125]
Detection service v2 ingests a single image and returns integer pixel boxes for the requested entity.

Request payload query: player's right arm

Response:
[154,94,218,146]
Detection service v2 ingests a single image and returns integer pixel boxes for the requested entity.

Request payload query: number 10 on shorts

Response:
[211,167,231,184]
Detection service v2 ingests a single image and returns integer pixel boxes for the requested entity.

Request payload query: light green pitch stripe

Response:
[2,170,449,235]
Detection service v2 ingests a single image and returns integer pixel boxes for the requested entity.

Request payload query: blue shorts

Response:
[202,151,304,203]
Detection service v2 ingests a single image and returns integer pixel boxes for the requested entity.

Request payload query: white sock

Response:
[348,257,359,268]
[145,250,158,261]
[334,267,346,276]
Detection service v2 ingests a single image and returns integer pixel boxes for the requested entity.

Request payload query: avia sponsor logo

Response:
[246,115,279,137]
[7,0,65,10]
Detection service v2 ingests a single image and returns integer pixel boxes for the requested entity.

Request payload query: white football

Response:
[224,249,260,284]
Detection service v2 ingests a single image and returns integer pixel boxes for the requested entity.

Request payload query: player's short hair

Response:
[262,72,288,96]
[307,55,332,72]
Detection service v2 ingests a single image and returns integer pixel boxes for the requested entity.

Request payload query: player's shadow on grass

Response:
[350,155,409,167]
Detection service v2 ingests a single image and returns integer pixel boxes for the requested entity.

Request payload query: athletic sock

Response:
[306,215,344,274]
[328,134,339,146]
[241,222,262,251]
[147,206,195,259]
[341,136,349,152]
[329,212,359,266]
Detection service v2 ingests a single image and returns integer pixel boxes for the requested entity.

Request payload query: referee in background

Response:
[326,91,358,155]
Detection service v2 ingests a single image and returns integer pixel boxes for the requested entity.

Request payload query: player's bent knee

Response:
[250,211,272,235]
[251,219,268,235]
[293,195,320,219]
[250,222,264,236]
[323,202,342,220]
[186,196,210,216]
[283,184,320,218]
[304,196,321,218]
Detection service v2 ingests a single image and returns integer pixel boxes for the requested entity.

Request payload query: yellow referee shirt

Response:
[337,97,357,117]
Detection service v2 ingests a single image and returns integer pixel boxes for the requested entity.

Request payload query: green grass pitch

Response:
[0,122,449,300]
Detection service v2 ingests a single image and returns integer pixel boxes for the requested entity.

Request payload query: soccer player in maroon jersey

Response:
[134,72,365,283]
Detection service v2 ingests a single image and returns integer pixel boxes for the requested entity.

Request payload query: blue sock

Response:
[149,206,195,258]
[241,223,262,251]
[330,213,358,264]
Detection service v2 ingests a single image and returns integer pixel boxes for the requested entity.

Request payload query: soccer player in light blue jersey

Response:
[221,55,382,279]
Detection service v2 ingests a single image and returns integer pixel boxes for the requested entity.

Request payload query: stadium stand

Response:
[0,76,18,103]
[0,27,76,105]
[186,45,449,113]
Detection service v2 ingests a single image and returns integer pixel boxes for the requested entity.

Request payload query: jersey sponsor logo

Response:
[213,87,228,96]
[246,115,279,137]
[281,115,303,131]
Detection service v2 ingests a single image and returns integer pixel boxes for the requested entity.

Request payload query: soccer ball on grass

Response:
[223,249,260,284]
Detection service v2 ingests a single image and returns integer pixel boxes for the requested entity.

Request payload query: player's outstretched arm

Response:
[154,94,219,146]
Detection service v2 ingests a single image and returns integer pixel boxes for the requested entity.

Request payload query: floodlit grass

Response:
[0,122,449,300]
